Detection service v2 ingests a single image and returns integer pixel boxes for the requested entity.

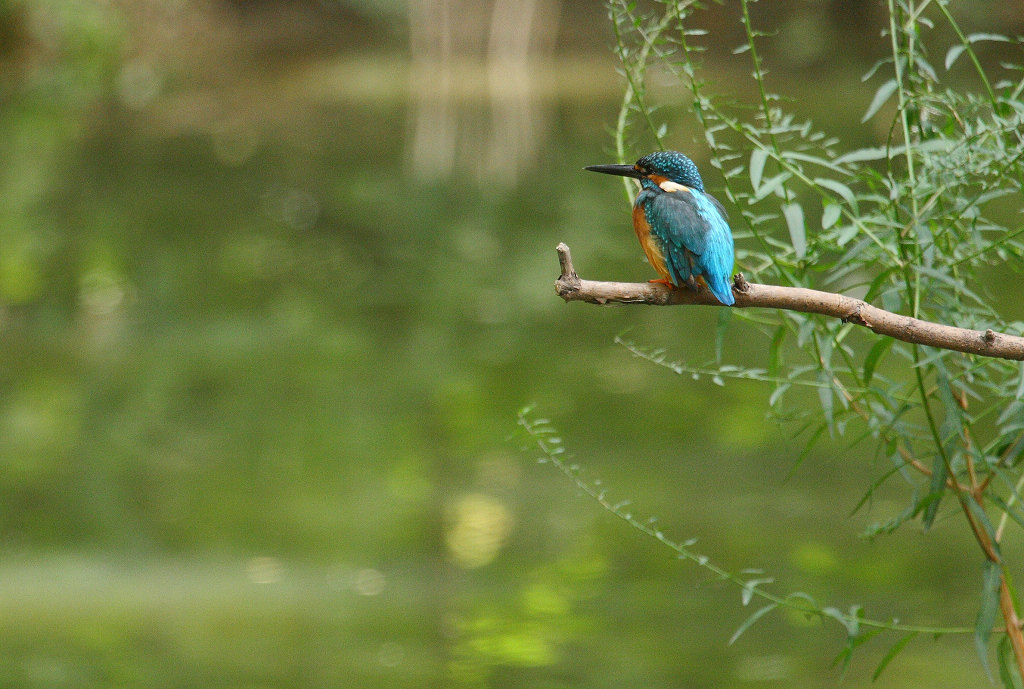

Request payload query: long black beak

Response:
[584,163,642,179]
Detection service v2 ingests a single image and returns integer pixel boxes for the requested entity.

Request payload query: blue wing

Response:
[645,188,735,305]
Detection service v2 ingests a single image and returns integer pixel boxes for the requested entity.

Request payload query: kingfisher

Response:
[585,150,736,306]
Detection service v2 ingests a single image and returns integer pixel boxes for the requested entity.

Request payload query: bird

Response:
[585,150,736,306]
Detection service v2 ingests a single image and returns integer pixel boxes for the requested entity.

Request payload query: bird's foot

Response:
[648,278,675,287]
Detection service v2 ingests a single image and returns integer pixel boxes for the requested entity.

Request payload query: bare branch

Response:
[553,243,1024,361]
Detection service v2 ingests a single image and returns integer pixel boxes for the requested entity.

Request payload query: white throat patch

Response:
[658,180,690,193]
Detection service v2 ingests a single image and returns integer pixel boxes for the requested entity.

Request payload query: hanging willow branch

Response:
[554,243,1024,361]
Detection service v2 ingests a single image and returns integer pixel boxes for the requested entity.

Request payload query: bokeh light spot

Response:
[246,556,283,585]
[79,270,125,316]
[354,568,386,596]
[445,493,513,569]
[117,60,161,110]
[377,641,405,667]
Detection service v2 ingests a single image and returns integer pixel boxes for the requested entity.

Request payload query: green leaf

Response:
[862,337,893,387]
[730,603,779,645]
[935,366,964,452]
[945,45,966,70]
[959,33,1011,68]
[787,423,827,480]
[917,265,989,309]
[783,203,807,259]
[836,225,859,247]
[812,177,857,206]
[753,172,791,200]
[862,78,898,122]
[998,635,1024,689]
[832,626,886,677]
[861,57,892,82]
[740,577,774,606]
[922,458,946,532]
[785,591,819,615]
[750,148,768,193]
[768,325,786,379]
[778,151,839,170]
[768,383,790,408]
[817,369,834,430]
[1003,568,1021,616]
[873,631,919,681]
[851,462,907,519]
[965,494,1001,560]
[998,400,1024,427]
[833,147,890,165]
[975,560,1002,680]
[821,201,841,230]
[914,490,942,525]
[864,266,898,303]
[967,32,1010,43]
[989,494,1024,534]
[821,605,861,637]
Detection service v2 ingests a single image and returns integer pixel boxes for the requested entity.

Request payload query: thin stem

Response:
[738,0,794,205]
[672,11,797,283]
[888,0,923,318]
[831,344,972,491]
[611,3,670,148]
[934,1,999,107]
[518,410,974,637]
[996,470,1024,543]
[958,388,979,492]
[610,3,676,202]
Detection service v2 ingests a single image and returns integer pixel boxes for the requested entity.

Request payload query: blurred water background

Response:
[1,1,1023,687]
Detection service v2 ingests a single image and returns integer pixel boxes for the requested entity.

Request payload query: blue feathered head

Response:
[585,150,705,192]
[634,151,704,192]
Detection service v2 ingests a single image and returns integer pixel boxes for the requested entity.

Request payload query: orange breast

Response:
[632,203,671,282]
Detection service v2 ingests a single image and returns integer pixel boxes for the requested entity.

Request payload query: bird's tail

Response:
[706,273,735,306]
